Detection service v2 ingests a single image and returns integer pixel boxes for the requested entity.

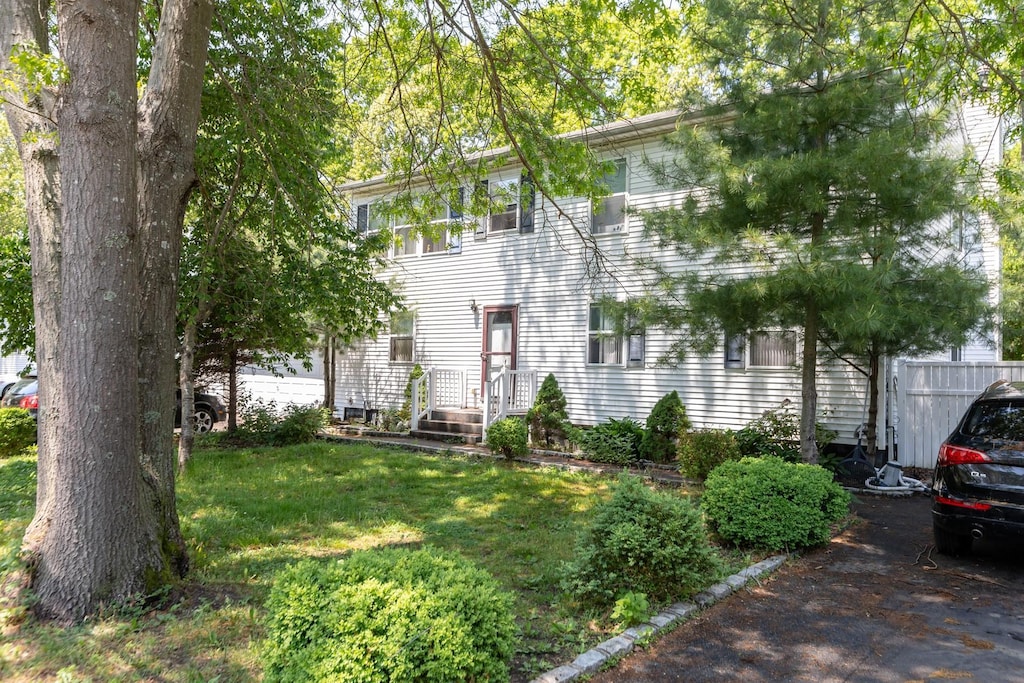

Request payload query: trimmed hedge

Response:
[487,417,528,458]
[677,428,741,481]
[263,547,518,683]
[562,475,722,606]
[575,418,645,465]
[702,457,851,552]
[0,408,35,458]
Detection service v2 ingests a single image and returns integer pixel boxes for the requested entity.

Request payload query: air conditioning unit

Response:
[593,222,625,234]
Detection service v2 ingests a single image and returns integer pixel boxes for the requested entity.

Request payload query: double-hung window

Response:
[588,302,645,367]
[355,202,388,236]
[475,173,535,237]
[592,158,628,235]
[389,311,415,363]
[422,190,464,254]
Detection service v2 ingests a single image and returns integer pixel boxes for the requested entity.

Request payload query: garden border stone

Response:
[528,553,788,683]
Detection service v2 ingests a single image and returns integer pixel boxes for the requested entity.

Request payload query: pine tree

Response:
[526,373,570,447]
[641,0,991,460]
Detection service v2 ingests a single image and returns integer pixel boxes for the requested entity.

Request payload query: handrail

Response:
[482,367,538,435]
[410,368,432,431]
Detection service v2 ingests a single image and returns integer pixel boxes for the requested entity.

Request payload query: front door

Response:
[481,305,518,391]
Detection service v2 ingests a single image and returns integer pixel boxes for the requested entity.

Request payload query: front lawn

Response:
[0,441,721,682]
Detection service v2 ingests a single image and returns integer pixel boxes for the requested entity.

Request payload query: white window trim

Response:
[586,301,646,368]
[591,158,629,236]
[389,311,415,364]
[747,330,798,369]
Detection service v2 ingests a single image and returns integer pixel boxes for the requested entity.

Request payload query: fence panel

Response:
[895,361,1024,468]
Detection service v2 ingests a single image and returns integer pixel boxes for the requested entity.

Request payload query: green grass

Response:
[0,442,725,682]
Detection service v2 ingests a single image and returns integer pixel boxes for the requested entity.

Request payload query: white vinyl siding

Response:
[336,105,1002,452]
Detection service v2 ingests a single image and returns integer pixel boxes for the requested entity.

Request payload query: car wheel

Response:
[933,522,972,556]
[193,407,215,434]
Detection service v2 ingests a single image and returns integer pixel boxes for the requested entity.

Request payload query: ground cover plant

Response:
[0,442,733,682]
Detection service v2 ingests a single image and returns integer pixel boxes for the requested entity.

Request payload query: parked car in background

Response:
[0,377,225,434]
[176,390,226,433]
[1,376,39,419]
[932,379,1024,555]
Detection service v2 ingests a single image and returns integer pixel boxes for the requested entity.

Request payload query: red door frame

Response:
[480,305,519,392]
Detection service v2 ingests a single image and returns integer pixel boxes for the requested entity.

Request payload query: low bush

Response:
[561,475,722,606]
[702,457,851,552]
[487,417,528,459]
[639,391,690,463]
[271,405,329,445]
[0,408,35,458]
[575,417,644,465]
[223,400,328,447]
[677,428,741,481]
[263,548,518,683]
[735,404,838,462]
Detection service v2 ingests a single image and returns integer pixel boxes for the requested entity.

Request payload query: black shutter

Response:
[356,204,368,234]
[519,171,535,234]
[475,180,488,239]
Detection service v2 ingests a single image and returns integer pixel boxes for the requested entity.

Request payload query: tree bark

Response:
[2,0,62,558]
[865,344,880,458]
[137,0,213,575]
[5,0,213,621]
[25,0,164,623]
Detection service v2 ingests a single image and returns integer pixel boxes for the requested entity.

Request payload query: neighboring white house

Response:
[334,104,1005,456]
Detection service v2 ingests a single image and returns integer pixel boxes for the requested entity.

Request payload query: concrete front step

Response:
[429,408,484,424]
[417,418,484,436]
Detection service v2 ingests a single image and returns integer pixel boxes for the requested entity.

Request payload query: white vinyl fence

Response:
[894,360,1024,468]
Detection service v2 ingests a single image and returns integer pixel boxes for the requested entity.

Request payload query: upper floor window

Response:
[389,311,415,363]
[355,202,389,236]
[592,158,627,235]
[391,191,464,257]
[475,172,535,238]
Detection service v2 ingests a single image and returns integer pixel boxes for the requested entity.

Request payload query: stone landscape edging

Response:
[528,554,789,683]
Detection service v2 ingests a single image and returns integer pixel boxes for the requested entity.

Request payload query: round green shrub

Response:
[486,417,528,458]
[561,474,722,606]
[0,408,36,458]
[263,547,518,683]
[639,391,690,463]
[678,428,742,481]
[702,457,851,552]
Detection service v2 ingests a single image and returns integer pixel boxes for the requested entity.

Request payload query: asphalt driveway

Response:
[590,493,1024,683]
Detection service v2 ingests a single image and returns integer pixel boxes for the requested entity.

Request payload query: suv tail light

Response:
[937,442,990,466]
[19,395,38,410]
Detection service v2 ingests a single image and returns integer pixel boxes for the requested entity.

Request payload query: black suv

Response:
[932,379,1024,555]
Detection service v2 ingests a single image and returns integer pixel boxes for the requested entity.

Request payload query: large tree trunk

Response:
[27,0,164,623]
[800,300,820,465]
[2,0,62,559]
[5,0,213,621]
[137,0,213,535]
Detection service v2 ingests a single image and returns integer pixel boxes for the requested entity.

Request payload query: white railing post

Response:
[411,374,422,431]
[483,380,494,433]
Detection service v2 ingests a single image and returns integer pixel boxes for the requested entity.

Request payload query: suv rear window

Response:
[962,401,1024,439]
